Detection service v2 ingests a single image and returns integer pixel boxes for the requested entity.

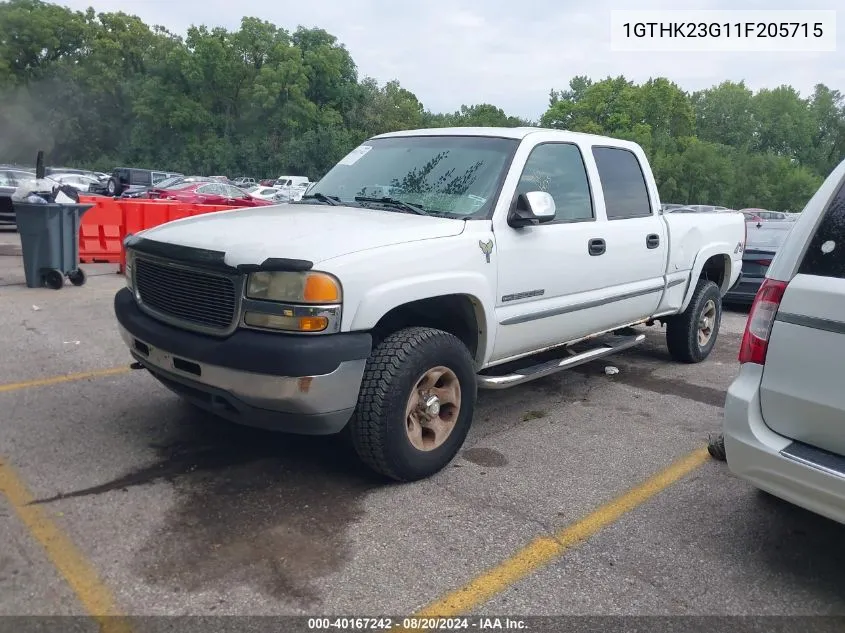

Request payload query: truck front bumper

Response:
[114,287,371,434]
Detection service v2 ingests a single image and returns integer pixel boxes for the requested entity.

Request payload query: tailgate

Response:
[760,275,845,454]
[759,182,845,455]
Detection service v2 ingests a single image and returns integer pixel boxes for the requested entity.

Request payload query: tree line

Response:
[1,0,843,212]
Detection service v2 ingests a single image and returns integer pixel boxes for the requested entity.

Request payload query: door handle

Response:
[588,238,606,256]
[646,233,660,249]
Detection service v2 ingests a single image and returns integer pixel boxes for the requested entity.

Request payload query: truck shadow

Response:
[32,401,382,608]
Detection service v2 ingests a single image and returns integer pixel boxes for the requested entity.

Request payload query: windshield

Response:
[156,176,183,189]
[307,135,520,218]
[163,182,197,191]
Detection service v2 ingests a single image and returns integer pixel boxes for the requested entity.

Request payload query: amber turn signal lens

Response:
[303,274,341,303]
[244,312,329,332]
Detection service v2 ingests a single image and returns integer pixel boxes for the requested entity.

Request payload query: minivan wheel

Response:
[106,178,119,196]
[666,279,722,363]
[349,327,477,482]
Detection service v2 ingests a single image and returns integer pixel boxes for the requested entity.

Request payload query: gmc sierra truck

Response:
[115,127,746,481]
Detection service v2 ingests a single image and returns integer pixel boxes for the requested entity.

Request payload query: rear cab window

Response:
[130,170,153,186]
[797,179,845,279]
[591,147,653,220]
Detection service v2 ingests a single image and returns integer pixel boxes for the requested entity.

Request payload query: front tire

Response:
[666,279,722,363]
[349,327,477,482]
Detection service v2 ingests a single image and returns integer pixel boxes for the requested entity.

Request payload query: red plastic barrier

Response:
[76,194,233,270]
[117,201,233,272]
[78,196,123,263]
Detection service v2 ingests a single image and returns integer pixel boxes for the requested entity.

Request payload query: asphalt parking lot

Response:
[2,229,845,623]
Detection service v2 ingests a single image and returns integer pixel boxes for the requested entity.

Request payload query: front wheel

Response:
[349,327,477,482]
[666,279,722,363]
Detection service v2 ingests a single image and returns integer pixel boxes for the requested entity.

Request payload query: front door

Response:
[491,140,611,362]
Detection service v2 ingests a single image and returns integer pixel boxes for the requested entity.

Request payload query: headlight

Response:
[124,248,135,290]
[246,271,341,304]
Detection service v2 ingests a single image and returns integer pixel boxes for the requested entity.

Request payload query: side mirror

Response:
[508,191,556,228]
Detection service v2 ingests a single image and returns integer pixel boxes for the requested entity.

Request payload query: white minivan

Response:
[724,156,845,524]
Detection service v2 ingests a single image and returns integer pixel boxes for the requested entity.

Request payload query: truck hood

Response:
[135,203,467,266]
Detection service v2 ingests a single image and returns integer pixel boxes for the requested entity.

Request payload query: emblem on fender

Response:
[479,239,493,263]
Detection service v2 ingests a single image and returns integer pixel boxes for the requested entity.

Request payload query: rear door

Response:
[588,145,668,325]
[760,175,845,454]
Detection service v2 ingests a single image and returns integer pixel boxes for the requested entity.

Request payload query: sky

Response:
[59,0,844,121]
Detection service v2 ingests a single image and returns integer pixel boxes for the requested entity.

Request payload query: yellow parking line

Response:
[0,367,130,394]
[410,446,710,618]
[0,458,132,632]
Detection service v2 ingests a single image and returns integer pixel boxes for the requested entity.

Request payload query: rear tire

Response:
[666,279,722,363]
[348,327,477,482]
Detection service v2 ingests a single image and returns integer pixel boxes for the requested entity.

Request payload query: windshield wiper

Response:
[354,196,427,216]
[297,193,341,206]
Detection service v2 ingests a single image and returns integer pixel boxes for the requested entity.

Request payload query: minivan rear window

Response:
[797,179,845,279]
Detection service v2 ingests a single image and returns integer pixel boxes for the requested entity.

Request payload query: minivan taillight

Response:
[737,278,789,364]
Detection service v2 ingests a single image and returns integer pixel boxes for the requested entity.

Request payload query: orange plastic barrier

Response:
[117,200,232,272]
[78,196,123,263]
[76,194,233,269]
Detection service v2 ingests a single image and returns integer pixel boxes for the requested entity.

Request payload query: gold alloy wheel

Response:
[697,299,717,347]
[404,366,462,451]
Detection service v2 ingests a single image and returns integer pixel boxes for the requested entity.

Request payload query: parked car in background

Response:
[51,173,102,191]
[89,167,184,197]
[45,166,107,182]
[661,203,685,212]
[669,204,733,214]
[155,181,274,207]
[741,208,791,221]
[274,175,312,201]
[725,220,794,305]
[129,176,219,199]
[0,168,60,228]
[208,175,235,185]
[724,156,845,524]
[233,177,257,187]
[742,210,764,222]
[259,179,276,186]
[122,175,187,199]
[275,175,310,188]
[245,185,290,202]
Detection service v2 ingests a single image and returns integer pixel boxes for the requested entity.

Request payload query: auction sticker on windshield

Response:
[339,145,372,165]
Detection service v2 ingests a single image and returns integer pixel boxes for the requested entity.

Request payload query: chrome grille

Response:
[134,257,238,331]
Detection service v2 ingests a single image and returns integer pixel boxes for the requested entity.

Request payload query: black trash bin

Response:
[14,201,93,290]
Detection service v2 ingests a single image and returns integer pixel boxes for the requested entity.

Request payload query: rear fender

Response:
[680,245,736,312]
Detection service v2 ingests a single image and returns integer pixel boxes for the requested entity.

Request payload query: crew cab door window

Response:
[130,170,153,187]
[515,143,594,222]
[592,147,653,219]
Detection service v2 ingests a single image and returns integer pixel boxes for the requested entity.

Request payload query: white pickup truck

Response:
[115,127,746,481]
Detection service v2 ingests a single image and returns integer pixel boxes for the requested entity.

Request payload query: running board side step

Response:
[477,333,646,390]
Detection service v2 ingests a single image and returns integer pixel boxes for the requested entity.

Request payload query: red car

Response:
[150,181,275,206]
